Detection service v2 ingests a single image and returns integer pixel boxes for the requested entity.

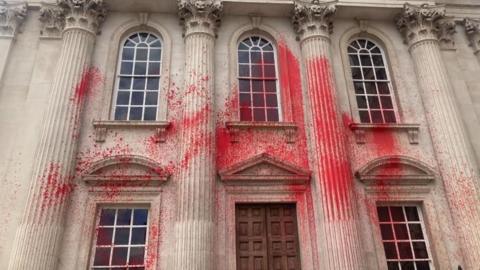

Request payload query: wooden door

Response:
[236,204,301,270]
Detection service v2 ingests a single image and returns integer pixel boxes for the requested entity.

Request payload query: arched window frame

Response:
[111,32,163,121]
[346,37,400,124]
[236,35,282,122]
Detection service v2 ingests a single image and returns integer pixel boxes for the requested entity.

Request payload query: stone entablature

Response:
[0,1,27,37]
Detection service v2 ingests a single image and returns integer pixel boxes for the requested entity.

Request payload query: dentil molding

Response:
[0,1,27,37]
[464,18,480,54]
[291,0,336,41]
[178,0,223,37]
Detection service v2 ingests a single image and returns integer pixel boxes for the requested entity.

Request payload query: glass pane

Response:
[360,55,372,66]
[356,96,367,109]
[366,41,375,49]
[144,108,156,121]
[351,68,362,79]
[363,68,375,80]
[398,242,413,259]
[125,39,135,47]
[111,247,128,265]
[238,51,249,63]
[239,65,250,77]
[347,47,356,53]
[377,82,390,94]
[253,108,266,121]
[349,55,360,66]
[371,47,381,53]
[380,96,393,109]
[150,40,161,48]
[239,93,251,107]
[265,94,278,107]
[380,224,394,240]
[129,107,143,120]
[353,82,364,94]
[359,110,370,123]
[131,92,144,105]
[371,110,383,123]
[122,48,134,60]
[372,55,384,66]
[120,62,133,75]
[145,92,158,105]
[239,79,250,92]
[368,96,380,109]
[139,32,149,42]
[116,91,130,105]
[263,43,273,51]
[266,109,279,122]
[383,242,397,259]
[387,262,399,270]
[238,42,248,50]
[134,62,147,75]
[148,63,160,75]
[400,261,415,270]
[136,49,148,61]
[114,107,128,120]
[384,111,397,123]
[100,209,116,225]
[376,68,387,80]
[405,207,420,221]
[117,209,132,225]
[358,39,367,48]
[252,65,262,78]
[119,77,132,89]
[150,49,161,61]
[131,228,147,244]
[394,224,409,240]
[147,78,159,90]
[365,82,376,94]
[129,247,145,265]
[377,207,390,222]
[131,34,140,43]
[252,80,263,92]
[93,247,111,266]
[251,51,261,64]
[133,78,146,90]
[240,107,252,121]
[97,228,113,245]
[413,242,429,259]
[114,228,130,245]
[252,94,264,107]
[264,52,274,63]
[146,34,156,43]
[265,81,276,92]
[391,207,405,221]
[416,261,430,270]
[264,65,276,78]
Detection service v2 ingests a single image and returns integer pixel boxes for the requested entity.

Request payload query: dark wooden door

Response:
[236,204,301,270]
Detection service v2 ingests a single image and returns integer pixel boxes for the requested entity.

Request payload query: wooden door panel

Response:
[236,205,268,270]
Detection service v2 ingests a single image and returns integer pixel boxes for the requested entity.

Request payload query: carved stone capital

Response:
[39,3,65,38]
[0,1,27,37]
[437,18,456,50]
[464,18,480,54]
[395,3,446,47]
[57,0,107,35]
[178,0,223,37]
[291,0,336,42]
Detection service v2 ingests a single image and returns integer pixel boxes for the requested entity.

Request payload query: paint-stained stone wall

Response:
[0,0,479,269]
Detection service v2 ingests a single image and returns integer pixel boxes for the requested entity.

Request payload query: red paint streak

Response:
[72,66,103,104]
[145,224,159,270]
[40,162,75,213]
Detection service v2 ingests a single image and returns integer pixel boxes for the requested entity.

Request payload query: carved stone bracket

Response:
[93,120,170,143]
[291,0,336,41]
[395,3,446,48]
[39,3,65,38]
[0,1,27,37]
[225,121,298,144]
[178,0,223,37]
[464,18,480,54]
[349,123,420,145]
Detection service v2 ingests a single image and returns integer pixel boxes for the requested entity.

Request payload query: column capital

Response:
[437,18,456,50]
[39,3,65,38]
[464,18,480,54]
[0,1,27,37]
[395,3,445,47]
[178,0,223,38]
[291,0,336,42]
[46,0,107,36]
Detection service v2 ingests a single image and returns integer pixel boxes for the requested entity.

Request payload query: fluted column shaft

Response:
[397,4,480,269]
[8,1,105,269]
[293,1,364,268]
[173,1,221,270]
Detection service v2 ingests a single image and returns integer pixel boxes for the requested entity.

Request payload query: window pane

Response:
[149,49,161,61]
[380,224,394,240]
[97,228,113,245]
[365,82,376,94]
[120,62,133,75]
[351,68,362,79]
[252,65,262,78]
[239,65,250,77]
[356,96,367,109]
[239,93,251,107]
[349,55,359,66]
[359,110,370,123]
[405,207,420,221]
[240,107,252,121]
[251,51,261,63]
[145,92,158,105]
[131,92,144,105]
[100,209,116,225]
[391,207,405,222]
[264,52,274,63]
[394,224,409,240]
[380,96,393,109]
[129,247,145,265]
[134,62,147,75]
[375,68,387,80]
[131,228,147,244]
[133,78,146,90]
[377,82,390,94]
[136,49,148,61]
[267,109,279,122]
[383,242,397,259]
[387,262,399,270]
[116,91,130,105]
[265,81,276,92]
[252,80,263,92]
[412,242,429,259]
[360,55,372,66]
[372,55,384,66]
[114,228,130,245]
[384,111,396,123]
[129,107,143,120]
[253,108,265,121]
[147,78,159,90]
[119,77,131,89]
[377,207,390,222]
[354,82,364,94]
[252,94,264,107]
[117,209,132,225]
[148,62,160,75]
[398,242,413,259]
[368,96,380,109]
[416,261,430,270]
[371,110,383,123]
[93,247,111,266]
[114,107,128,121]
[265,94,278,107]
[264,65,276,78]
[363,68,375,80]
[122,48,134,60]
[400,261,415,270]
[239,79,250,92]
[144,108,156,121]
[150,40,161,48]
[238,51,249,63]
[111,247,128,265]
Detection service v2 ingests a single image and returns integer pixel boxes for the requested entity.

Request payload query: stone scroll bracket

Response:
[0,1,27,37]
[225,121,298,144]
[349,123,420,145]
[93,120,171,143]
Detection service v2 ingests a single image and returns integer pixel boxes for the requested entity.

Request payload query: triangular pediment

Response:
[82,155,170,186]
[219,153,310,184]
[356,156,436,185]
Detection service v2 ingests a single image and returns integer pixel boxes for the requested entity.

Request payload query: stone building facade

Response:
[0,0,480,269]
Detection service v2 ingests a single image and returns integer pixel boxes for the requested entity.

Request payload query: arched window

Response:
[238,36,280,122]
[113,32,162,121]
[348,39,397,123]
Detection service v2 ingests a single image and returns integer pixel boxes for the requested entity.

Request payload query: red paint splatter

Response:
[39,162,76,213]
[72,66,103,104]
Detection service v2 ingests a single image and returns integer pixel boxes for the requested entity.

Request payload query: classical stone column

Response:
[464,18,480,62]
[8,1,106,269]
[0,2,27,85]
[396,4,480,269]
[292,1,364,269]
[173,1,221,270]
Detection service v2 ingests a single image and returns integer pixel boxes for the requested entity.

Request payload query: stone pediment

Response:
[355,155,436,185]
[219,153,310,184]
[82,155,170,186]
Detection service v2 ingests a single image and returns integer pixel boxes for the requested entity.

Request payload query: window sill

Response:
[348,123,420,144]
[93,120,170,143]
[225,121,298,144]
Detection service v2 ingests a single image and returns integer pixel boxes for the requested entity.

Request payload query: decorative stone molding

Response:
[178,0,223,37]
[39,3,65,38]
[349,123,420,144]
[395,3,446,47]
[464,18,480,54]
[225,121,298,144]
[219,152,311,184]
[58,0,107,35]
[291,0,336,41]
[93,120,170,143]
[437,18,456,50]
[355,155,436,186]
[0,1,27,37]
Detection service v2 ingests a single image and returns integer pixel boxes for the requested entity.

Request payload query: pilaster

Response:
[463,18,480,60]
[0,1,27,84]
[7,1,106,269]
[172,1,222,270]
[396,4,480,269]
[292,1,364,269]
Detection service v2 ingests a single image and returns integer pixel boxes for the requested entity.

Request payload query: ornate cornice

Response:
[291,0,336,42]
[464,18,480,53]
[178,0,223,37]
[395,3,446,48]
[40,0,107,36]
[0,1,27,37]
